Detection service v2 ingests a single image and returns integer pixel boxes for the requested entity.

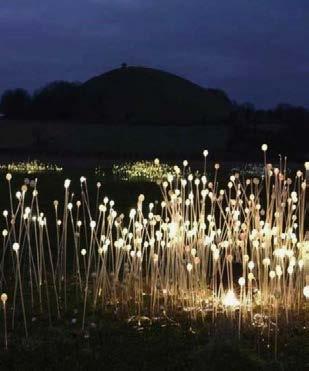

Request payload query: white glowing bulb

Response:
[1,293,7,303]
[81,249,87,256]
[263,258,270,266]
[90,221,96,229]
[298,259,304,269]
[269,271,276,279]
[203,149,208,157]
[6,173,12,181]
[238,277,245,286]
[223,290,239,307]
[186,263,193,272]
[261,144,268,152]
[64,179,71,188]
[12,242,20,252]
[303,285,309,298]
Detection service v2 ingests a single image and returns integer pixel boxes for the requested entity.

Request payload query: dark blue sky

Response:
[1,0,308,108]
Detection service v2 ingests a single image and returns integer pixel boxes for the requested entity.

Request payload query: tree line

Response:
[0,82,81,120]
[0,81,308,128]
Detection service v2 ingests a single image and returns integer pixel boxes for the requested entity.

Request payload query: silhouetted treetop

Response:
[31,81,81,120]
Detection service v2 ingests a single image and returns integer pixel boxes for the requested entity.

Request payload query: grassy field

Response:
[0,313,308,371]
[0,120,230,157]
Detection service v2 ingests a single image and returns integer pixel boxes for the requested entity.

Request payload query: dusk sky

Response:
[1,0,308,108]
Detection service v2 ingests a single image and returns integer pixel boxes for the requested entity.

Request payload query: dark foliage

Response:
[0,66,308,159]
[0,66,232,125]
[0,316,307,371]
[1,67,308,132]
[226,102,309,158]
[0,88,31,119]
[30,81,81,120]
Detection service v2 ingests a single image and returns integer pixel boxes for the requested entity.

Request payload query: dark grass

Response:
[0,312,308,371]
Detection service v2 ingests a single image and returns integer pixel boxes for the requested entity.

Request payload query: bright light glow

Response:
[12,242,20,252]
[303,286,309,298]
[222,290,239,307]
[0,293,7,303]
[64,179,71,188]
[0,146,307,345]
[0,161,62,174]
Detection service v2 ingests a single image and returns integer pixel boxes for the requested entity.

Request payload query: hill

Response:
[80,65,232,125]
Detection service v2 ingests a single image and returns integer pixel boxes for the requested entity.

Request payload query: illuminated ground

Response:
[0,156,307,370]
